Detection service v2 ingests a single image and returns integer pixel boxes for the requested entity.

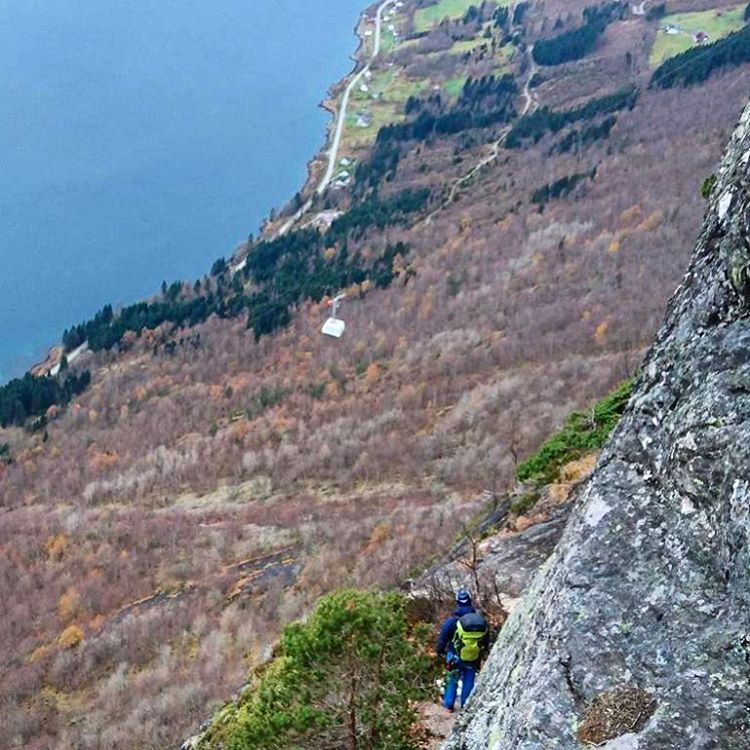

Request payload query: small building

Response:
[309,210,343,229]
[694,31,710,44]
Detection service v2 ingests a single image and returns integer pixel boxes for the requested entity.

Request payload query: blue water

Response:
[0,0,366,382]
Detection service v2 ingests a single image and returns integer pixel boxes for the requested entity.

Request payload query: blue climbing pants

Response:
[443,660,477,709]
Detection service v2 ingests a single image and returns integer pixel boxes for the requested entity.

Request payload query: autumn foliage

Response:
[1,1,748,746]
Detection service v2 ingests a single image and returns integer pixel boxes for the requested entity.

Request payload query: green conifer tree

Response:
[214,590,433,750]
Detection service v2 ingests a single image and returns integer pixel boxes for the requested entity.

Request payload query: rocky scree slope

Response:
[445,100,750,750]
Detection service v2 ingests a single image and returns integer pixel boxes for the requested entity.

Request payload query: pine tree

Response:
[218,590,433,750]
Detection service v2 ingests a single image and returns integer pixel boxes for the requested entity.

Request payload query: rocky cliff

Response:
[445,100,750,750]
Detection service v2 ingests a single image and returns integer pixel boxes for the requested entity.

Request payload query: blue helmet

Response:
[456,589,472,606]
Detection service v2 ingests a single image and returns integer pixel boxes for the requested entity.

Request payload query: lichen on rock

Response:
[444,101,750,750]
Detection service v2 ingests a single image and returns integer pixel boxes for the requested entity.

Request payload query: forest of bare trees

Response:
[1,0,748,745]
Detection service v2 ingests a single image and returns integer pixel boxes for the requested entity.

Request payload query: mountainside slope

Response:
[446,99,750,750]
[2,0,750,747]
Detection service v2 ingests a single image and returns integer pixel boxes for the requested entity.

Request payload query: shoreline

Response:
[308,4,374,183]
[261,8,368,237]
[27,1,381,381]
[262,1,384,238]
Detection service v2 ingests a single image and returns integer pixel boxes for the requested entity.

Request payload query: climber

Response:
[436,589,489,711]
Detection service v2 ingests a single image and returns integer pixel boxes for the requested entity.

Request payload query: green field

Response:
[451,36,484,53]
[414,0,514,32]
[353,70,428,106]
[443,75,468,97]
[650,5,746,66]
[380,26,399,53]
[342,70,429,150]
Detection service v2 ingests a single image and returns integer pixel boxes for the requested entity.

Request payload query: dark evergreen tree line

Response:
[650,24,750,88]
[60,189,427,354]
[245,224,412,339]
[506,85,638,148]
[64,293,251,353]
[356,76,517,192]
[354,139,403,193]
[551,115,617,153]
[646,3,666,21]
[513,1,529,25]
[493,6,509,28]
[0,371,91,428]
[327,188,430,241]
[462,4,482,23]
[531,168,597,206]
[376,74,517,144]
[532,2,625,66]
[246,238,411,339]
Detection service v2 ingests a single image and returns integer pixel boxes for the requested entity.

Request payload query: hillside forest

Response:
[1,0,749,747]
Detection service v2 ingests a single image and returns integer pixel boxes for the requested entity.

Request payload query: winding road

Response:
[520,43,538,116]
[277,0,398,236]
[424,21,540,221]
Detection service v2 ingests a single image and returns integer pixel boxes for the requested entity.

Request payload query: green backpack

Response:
[453,612,488,662]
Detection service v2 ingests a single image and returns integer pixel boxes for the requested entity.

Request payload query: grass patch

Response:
[414,0,513,31]
[451,35,483,54]
[516,379,633,485]
[414,0,485,32]
[510,491,541,515]
[443,74,469,97]
[577,687,656,745]
[343,72,430,150]
[414,0,474,32]
[650,5,746,66]
[379,71,429,103]
[380,26,399,53]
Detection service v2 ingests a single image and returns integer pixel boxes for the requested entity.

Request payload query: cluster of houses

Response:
[660,23,710,45]
[333,157,354,189]
[363,0,405,46]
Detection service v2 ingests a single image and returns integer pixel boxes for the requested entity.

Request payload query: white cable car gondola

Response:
[321,294,346,338]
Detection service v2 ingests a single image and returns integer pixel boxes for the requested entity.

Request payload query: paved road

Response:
[318,0,398,195]
[276,0,398,237]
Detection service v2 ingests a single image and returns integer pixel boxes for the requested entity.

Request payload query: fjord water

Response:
[0,0,367,382]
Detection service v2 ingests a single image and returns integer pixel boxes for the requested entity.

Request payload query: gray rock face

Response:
[445,103,750,750]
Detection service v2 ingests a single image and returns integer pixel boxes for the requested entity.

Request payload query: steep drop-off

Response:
[446,100,750,749]
[3,0,750,745]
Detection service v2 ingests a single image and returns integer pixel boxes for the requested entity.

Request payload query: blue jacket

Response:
[436,604,477,657]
